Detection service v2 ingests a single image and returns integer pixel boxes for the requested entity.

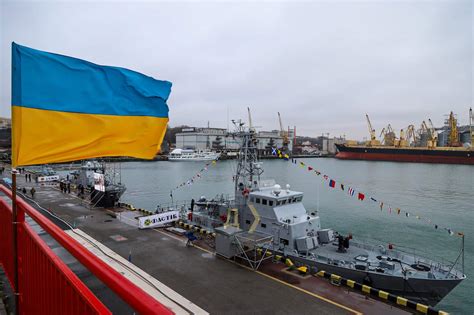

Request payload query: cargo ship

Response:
[335,144,473,165]
[335,110,474,165]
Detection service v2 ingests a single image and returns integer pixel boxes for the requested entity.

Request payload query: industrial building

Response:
[175,127,294,155]
[322,137,346,155]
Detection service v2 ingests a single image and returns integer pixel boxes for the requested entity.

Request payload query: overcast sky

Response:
[1,0,472,139]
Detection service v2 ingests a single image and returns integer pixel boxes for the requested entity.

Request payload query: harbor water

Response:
[119,158,473,314]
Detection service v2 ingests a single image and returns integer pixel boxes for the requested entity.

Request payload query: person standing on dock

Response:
[67,182,71,194]
[30,187,35,199]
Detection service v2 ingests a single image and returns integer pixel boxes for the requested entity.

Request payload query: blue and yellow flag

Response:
[11,43,172,167]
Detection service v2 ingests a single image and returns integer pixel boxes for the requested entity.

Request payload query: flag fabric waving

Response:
[11,43,172,167]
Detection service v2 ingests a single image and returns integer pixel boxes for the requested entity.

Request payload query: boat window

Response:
[288,199,292,204]
[292,198,297,203]
[269,200,273,206]
[282,200,287,205]
[277,201,281,206]
[256,198,260,204]
[250,197,254,202]
[262,199,267,205]
[261,223,266,228]
[245,220,251,225]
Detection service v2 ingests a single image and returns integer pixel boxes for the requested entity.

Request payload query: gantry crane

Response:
[405,124,417,145]
[278,112,289,151]
[447,111,461,147]
[366,114,381,146]
[396,128,405,147]
[379,124,396,146]
[427,119,438,148]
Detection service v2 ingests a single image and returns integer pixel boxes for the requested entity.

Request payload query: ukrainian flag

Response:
[11,43,172,167]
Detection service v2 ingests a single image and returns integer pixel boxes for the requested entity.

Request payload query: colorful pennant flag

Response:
[329,180,335,188]
[348,187,355,196]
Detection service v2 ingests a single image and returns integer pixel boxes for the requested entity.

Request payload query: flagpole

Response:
[11,168,20,315]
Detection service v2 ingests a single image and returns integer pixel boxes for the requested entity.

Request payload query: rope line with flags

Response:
[170,159,218,197]
[273,148,464,238]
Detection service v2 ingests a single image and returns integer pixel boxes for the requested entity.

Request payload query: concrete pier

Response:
[3,172,408,315]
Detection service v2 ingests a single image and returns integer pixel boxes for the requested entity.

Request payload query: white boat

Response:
[168,149,220,161]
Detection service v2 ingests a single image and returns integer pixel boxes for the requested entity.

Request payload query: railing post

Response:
[11,169,23,315]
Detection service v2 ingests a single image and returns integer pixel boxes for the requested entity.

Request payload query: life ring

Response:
[242,188,250,197]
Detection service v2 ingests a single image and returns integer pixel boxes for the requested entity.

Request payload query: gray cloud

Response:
[1,1,472,139]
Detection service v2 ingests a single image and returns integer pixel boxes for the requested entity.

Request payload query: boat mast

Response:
[232,120,263,197]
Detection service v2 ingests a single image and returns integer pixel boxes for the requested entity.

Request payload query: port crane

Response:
[278,112,290,151]
[447,111,461,147]
[427,119,438,148]
[365,114,380,146]
[405,125,417,145]
[379,124,396,146]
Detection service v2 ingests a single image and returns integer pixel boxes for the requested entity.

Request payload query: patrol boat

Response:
[181,122,466,306]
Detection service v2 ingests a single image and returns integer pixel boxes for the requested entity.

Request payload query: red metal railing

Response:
[0,197,15,288]
[0,185,174,314]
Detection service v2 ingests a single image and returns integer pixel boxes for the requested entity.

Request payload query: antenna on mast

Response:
[247,107,254,132]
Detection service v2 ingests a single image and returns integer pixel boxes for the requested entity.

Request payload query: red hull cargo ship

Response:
[335,144,474,165]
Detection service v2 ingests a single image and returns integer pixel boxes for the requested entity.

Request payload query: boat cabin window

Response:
[262,199,267,205]
[261,223,267,228]
[256,198,261,204]
[281,199,287,205]
[288,199,292,204]
[280,238,289,245]
[277,200,281,206]
[269,200,273,206]
[292,198,297,203]
[245,220,251,225]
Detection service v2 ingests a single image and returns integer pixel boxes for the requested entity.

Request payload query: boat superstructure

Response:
[180,121,465,306]
[70,160,126,207]
[168,148,221,161]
